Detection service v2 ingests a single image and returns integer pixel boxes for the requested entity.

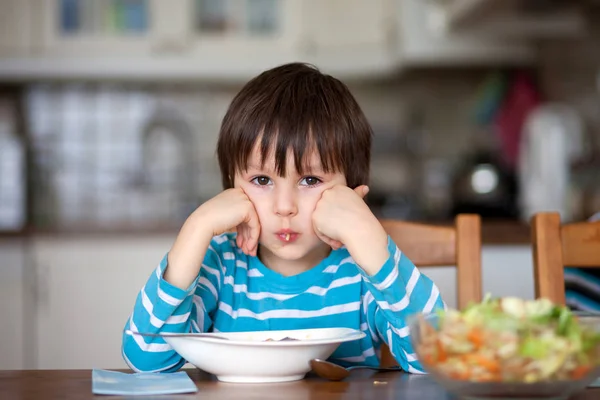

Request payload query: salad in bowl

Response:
[409,296,600,399]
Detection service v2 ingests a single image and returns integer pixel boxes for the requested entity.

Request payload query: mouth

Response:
[275,230,300,244]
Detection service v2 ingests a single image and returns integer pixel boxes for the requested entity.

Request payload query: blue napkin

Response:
[590,378,600,388]
[92,369,198,396]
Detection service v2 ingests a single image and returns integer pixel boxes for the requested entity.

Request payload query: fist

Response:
[199,188,261,256]
[312,185,370,250]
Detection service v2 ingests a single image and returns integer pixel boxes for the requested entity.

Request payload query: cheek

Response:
[240,186,271,220]
[299,190,325,213]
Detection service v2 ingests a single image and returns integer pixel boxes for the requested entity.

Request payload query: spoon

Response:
[309,359,402,381]
[125,330,230,340]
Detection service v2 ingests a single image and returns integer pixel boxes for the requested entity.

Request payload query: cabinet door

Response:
[299,0,394,76]
[304,0,389,51]
[32,236,173,369]
[397,0,534,66]
[183,0,303,74]
[36,0,154,56]
[0,0,32,57]
[427,0,498,31]
[0,239,28,369]
[149,0,191,54]
[31,0,303,79]
[427,0,584,38]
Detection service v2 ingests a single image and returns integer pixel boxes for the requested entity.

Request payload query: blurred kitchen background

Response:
[1,0,600,371]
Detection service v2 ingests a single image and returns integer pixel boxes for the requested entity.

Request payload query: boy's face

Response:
[234,143,347,266]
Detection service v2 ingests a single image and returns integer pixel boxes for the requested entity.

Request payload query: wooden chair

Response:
[531,212,600,305]
[378,214,483,367]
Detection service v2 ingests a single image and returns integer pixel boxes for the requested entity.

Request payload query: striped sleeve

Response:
[121,237,225,373]
[360,236,445,373]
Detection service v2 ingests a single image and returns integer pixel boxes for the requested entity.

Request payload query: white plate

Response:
[163,327,365,383]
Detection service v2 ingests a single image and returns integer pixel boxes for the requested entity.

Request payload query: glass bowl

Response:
[408,312,600,400]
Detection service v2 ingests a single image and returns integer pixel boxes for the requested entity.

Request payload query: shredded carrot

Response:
[477,374,501,382]
[422,354,435,366]
[571,365,591,379]
[467,329,484,349]
[449,370,471,380]
[436,339,448,362]
[463,354,500,373]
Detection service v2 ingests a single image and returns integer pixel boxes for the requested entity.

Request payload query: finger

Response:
[242,228,248,255]
[328,239,343,250]
[244,206,261,256]
[236,226,243,249]
[242,209,260,255]
[353,185,369,199]
[242,222,255,256]
[322,235,343,250]
[236,225,248,255]
[313,227,343,250]
[245,224,254,256]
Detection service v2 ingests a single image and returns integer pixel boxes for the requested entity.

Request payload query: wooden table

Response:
[1,369,598,400]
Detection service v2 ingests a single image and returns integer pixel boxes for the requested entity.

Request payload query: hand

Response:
[166,188,261,289]
[312,185,389,275]
[199,188,261,256]
[312,185,369,250]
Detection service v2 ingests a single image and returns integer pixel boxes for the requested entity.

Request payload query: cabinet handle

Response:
[299,38,317,57]
[153,39,188,54]
[35,262,50,310]
[24,243,40,310]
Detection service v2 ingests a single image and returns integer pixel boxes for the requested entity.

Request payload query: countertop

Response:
[0,220,532,245]
[1,369,597,400]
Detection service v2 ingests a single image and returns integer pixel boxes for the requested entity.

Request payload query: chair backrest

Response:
[377,214,482,367]
[379,214,483,309]
[531,212,600,305]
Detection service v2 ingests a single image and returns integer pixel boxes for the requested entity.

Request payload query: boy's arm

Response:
[121,241,224,373]
[121,188,258,373]
[360,237,445,373]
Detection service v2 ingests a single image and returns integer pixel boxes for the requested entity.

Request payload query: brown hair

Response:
[216,62,372,189]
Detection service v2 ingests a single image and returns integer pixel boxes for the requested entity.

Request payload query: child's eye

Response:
[299,176,322,187]
[251,176,272,186]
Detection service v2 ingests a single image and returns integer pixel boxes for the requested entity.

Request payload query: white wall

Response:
[417,245,534,309]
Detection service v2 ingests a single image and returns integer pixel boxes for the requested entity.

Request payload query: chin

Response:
[270,245,312,261]
[260,238,324,261]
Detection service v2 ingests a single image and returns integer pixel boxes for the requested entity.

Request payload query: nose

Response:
[273,186,298,217]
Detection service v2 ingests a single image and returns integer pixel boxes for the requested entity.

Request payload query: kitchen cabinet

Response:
[36,0,299,58]
[0,0,544,81]
[0,0,281,80]
[0,238,30,370]
[30,235,174,369]
[0,0,33,57]
[6,0,303,81]
[428,0,585,38]
[395,0,535,66]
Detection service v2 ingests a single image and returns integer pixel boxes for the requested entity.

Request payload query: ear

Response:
[353,185,369,199]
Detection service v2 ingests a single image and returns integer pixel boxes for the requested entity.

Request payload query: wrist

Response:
[165,208,215,290]
[345,219,389,276]
[190,204,220,240]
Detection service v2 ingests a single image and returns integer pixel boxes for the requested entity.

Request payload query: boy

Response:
[122,63,445,374]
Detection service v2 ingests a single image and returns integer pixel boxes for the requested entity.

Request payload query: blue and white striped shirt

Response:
[122,233,445,373]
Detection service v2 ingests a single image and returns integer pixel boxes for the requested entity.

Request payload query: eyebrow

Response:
[246,163,271,172]
[302,164,325,174]
[245,163,325,174]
